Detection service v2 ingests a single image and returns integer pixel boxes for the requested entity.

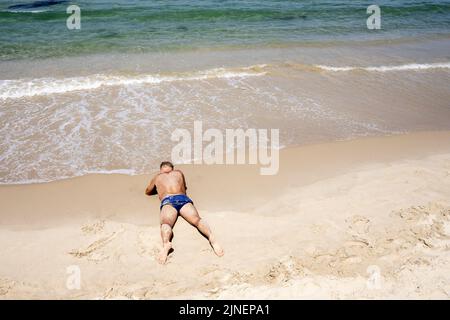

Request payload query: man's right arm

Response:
[145,175,158,196]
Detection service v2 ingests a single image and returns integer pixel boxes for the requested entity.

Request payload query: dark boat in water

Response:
[8,0,68,10]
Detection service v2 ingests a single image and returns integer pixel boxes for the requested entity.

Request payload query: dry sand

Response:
[1,131,450,299]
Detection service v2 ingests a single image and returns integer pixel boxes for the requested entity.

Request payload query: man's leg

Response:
[179,203,224,257]
[159,205,178,264]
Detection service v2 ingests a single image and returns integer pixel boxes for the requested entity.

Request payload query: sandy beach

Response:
[0,130,449,299]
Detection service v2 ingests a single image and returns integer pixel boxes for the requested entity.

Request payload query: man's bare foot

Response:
[209,235,224,257]
[158,242,172,264]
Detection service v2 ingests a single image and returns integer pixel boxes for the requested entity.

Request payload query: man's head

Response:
[160,161,174,173]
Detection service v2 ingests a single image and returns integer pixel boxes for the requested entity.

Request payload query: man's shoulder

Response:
[172,169,184,175]
[153,172,164,180]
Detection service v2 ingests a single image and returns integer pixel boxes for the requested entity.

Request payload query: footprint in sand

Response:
[0,278,15,296]
[392,203,450,249]
[81,220,105,235]
[265,256,305,283]
[346,215,371,236]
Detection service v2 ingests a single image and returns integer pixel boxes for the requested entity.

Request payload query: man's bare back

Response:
[146,169,187,200]
[145,161,224,264]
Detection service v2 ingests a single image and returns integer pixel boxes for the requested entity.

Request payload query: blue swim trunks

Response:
[160,194,193,213]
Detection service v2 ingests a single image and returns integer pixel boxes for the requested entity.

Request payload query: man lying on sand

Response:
[145,161,224,264]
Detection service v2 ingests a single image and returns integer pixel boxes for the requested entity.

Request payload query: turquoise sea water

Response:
[1,0,450,60]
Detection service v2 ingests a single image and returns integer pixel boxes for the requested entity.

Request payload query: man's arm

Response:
[145,175,158,196]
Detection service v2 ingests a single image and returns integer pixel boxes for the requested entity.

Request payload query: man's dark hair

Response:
[160,161,174,169]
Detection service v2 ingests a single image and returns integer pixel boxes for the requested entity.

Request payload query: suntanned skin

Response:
[145,164,224,264]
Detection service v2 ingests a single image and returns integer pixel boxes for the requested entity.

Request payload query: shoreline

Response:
[1,130,450,226]
[0,128,447,187]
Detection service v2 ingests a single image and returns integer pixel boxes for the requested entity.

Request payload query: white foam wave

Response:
[0,65,267,100]
[316,62,450,72]
[0,168,140,185]
[83,168,138,175]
